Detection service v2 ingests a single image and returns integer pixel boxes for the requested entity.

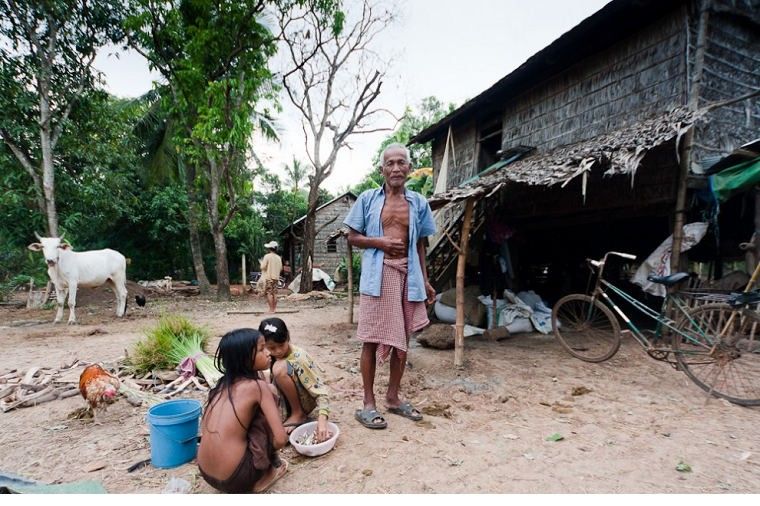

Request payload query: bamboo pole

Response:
[454,198,475,368]
[347,240,354,324]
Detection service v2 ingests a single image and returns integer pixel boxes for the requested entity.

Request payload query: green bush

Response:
[338,253,361,289]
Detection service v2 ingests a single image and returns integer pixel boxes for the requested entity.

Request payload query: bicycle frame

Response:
[586,253,712,351]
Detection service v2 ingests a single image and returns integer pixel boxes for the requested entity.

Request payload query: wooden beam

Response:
[454,197,475,368]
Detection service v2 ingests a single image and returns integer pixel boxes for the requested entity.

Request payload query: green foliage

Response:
[337,252,362,288]
[0,274,33,302]
[352,96,456,195]
[130,315,210,374]
[405,168,434,198]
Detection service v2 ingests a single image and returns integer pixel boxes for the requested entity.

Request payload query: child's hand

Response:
[316,415,329,443]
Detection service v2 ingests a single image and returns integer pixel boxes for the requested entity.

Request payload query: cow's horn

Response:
[59,232,66,242]
[34,231,43,240]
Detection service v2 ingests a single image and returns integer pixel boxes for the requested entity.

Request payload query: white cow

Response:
[27,234,128,324]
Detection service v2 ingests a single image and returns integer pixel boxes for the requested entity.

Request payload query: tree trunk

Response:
[299,181,320,293]
[211,225,231,301]
[39,61,58,236]
[206,156,230,300]
[183,160,211,295]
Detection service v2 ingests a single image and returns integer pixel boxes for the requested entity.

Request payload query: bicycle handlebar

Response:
[587,251,636,270]
[608,251,636,260]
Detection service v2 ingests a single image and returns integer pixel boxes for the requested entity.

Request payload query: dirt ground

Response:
[0,288,758,494]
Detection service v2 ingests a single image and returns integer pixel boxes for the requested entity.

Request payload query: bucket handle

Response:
[152,424,200,444]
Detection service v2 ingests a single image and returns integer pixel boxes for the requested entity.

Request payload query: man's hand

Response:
[315,415,329,443]
[425,281,436,305]
[378,236,406,257]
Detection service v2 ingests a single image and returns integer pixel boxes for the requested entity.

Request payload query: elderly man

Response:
[344,143,437,429]
[261,241,283,313]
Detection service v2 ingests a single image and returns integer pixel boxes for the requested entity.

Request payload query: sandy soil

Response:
[0,290,758,494]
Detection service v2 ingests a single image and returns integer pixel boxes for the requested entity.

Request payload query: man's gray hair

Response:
[380,143,411,164]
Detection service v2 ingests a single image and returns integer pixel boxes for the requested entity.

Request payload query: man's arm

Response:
[417,238,436,304]
[347,228,405,257]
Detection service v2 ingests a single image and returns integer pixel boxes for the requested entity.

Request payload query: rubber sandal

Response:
[386,401,423,421]
[354,408,387,429]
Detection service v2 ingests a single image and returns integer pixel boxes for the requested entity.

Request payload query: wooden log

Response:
[1,386,57,412]
[226,309,300,315]
[347,240,354,324]
[59,388,81,399]
[454,198,476,368]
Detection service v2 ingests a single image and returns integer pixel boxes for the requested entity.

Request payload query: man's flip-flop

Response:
[386,401,423,421]
[354,408,387,429]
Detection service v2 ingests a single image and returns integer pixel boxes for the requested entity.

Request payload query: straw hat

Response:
[264,241,278,249]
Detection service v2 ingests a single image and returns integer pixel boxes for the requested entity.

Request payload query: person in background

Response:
[260,241,283,313]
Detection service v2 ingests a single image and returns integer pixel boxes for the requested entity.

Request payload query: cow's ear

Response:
[58,242,71,250]
[28,243,43,251]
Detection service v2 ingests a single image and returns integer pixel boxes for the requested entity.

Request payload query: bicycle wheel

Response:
[552,294,621,362]
[675,303,760,406]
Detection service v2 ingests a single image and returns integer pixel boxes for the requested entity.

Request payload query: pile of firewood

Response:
[0,359,211,413]
[0,362,84,412]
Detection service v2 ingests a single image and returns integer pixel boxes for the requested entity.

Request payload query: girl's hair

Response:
[258,317,290,344]
[205,328,263,429]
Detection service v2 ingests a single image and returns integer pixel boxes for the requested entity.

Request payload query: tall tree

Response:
[279,0,394,292]
[125,0,332,299]
[0,0,122,236]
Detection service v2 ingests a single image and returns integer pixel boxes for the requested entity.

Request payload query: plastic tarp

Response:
[632,222,708,297]
[287,268,335,292]
[710,156,760,203]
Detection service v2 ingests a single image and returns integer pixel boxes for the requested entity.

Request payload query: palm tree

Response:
[131,89,212,294]
[284,157,308,193]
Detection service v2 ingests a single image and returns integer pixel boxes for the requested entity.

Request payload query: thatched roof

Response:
[428,107,708,211]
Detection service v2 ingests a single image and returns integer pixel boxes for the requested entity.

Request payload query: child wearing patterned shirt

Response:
[258,317,331,443]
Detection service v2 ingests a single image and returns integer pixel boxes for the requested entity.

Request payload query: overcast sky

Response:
[94,0,611,193]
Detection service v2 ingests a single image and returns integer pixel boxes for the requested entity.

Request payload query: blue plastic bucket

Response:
[146,399,202,469]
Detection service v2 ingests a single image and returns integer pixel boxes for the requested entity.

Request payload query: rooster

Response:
[79,364,120,423]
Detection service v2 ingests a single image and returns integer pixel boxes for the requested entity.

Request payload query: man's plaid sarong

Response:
[356,257,429,364]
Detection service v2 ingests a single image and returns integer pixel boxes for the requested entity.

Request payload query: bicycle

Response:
[551,251,760,406]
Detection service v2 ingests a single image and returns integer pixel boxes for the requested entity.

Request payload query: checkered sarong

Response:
[356,257,429,364]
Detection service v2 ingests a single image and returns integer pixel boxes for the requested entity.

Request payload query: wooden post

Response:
[242,254,247,291]
[671,0,709,274]
[346,239,354,324]
[26,278,34,309]
[491,287,498,329]
[454,198,475,368]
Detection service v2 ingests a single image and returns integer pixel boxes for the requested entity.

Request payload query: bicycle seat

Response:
[646,272,691,287]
